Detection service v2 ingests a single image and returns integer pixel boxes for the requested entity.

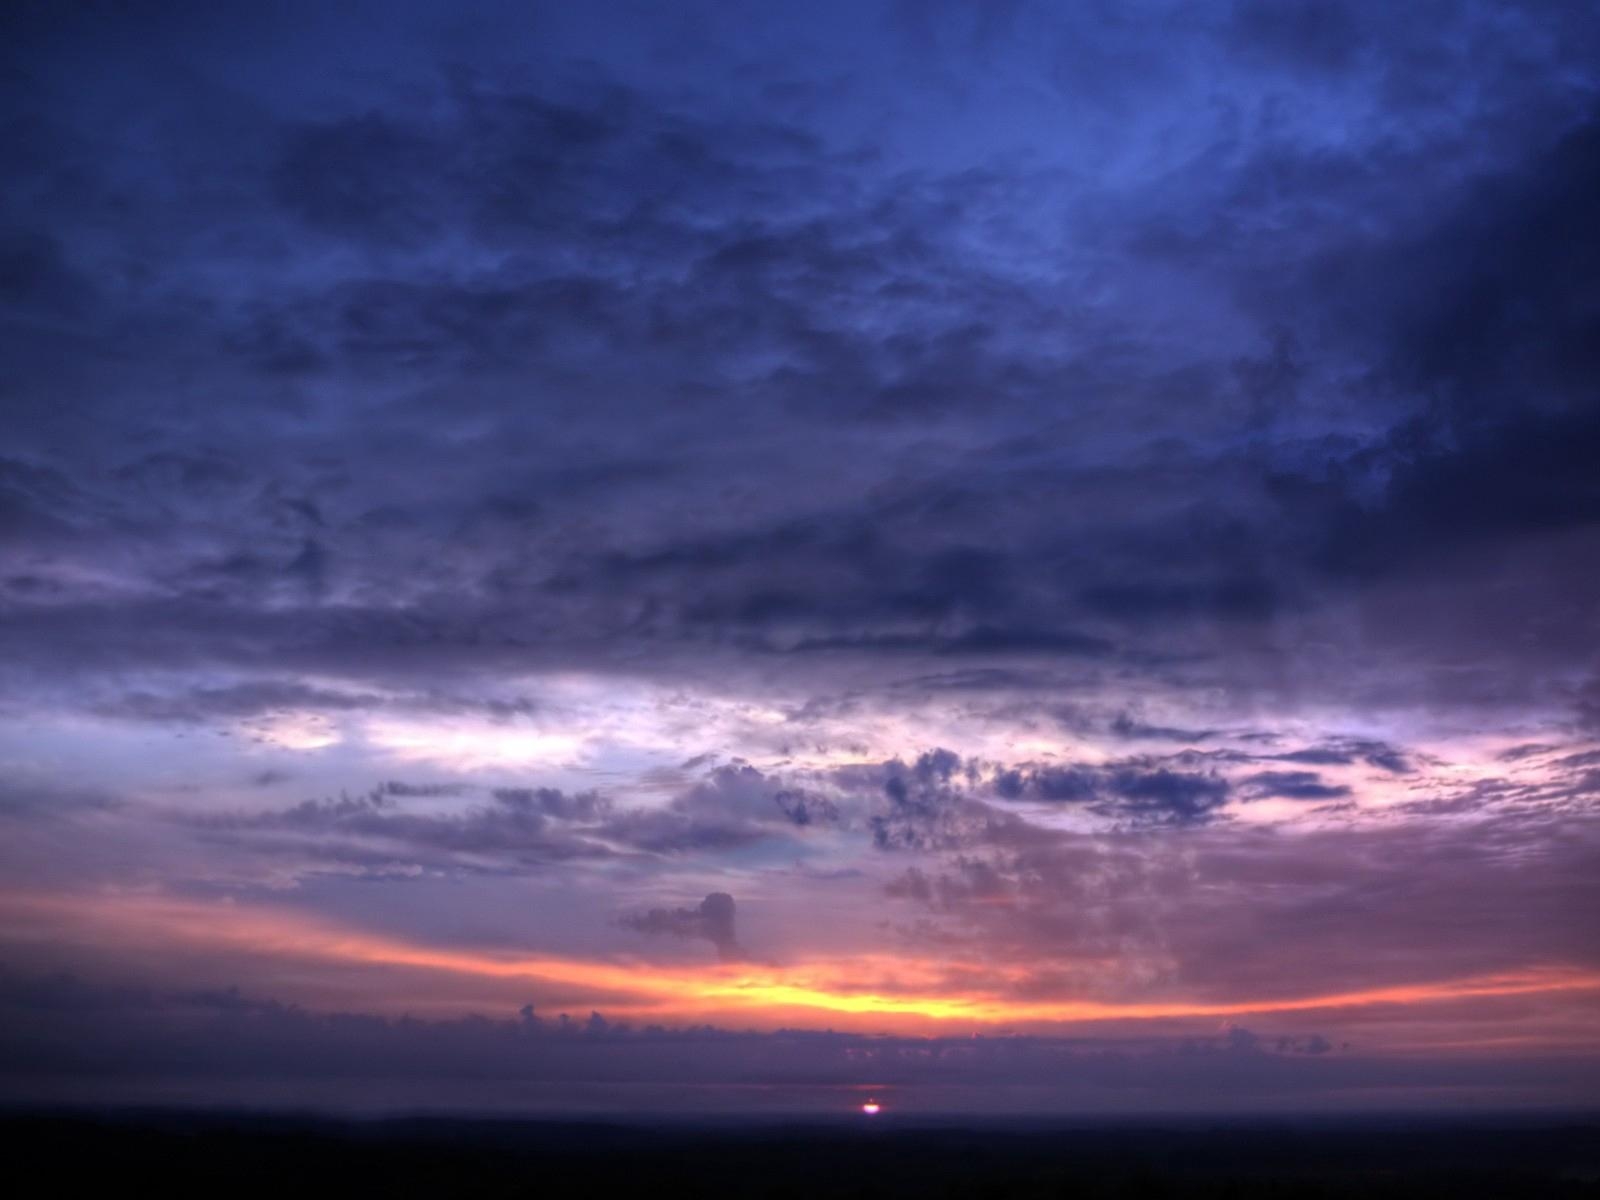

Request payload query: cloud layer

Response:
[1,0,1598,1113]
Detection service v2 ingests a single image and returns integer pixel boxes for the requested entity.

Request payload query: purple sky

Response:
[2,0,1599,1116]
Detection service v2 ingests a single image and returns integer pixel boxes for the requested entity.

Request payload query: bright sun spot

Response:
[861,1101,881,1115]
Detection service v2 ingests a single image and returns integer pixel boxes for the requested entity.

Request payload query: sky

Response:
[1,0,1598,1117]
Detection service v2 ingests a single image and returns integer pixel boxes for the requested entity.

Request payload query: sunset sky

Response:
[2,0,1598,1115]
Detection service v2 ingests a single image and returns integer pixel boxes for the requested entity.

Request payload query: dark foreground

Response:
[3,1111,1598,1198]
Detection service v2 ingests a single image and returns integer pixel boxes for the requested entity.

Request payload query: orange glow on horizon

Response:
[4,888,1598,1034]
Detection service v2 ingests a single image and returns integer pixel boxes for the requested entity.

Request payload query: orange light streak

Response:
[5,889,1598,1030]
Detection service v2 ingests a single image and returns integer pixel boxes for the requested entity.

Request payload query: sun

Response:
[860,1100,881,1115]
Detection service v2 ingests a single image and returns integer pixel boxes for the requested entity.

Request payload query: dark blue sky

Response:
[2,0,1598,1115]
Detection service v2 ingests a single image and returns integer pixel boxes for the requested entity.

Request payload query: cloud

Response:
[5,962,1599,1113]
[877,804,1600,1006]
[0,42,1594,736]
[0,0,1597,1119]
[1240,771,1351,801]
[1270,741,1412,774]
[618,892,746,963]
[1104,768,1231,822]
[991,758,1233,823]
[194,784,618,872]
[0,776,118,820]
[188,765,830,877]
[95,681,382,724]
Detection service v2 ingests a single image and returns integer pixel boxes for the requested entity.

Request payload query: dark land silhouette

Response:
[4,1110,1597,1198]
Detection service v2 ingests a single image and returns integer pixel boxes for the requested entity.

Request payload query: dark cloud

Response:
[1261,111,1600,662]
[382,780,466,799]
[0,777,118,820]
[618,892,746,962]
[491,786,605,821]
[1104,769,1231,822]
[195,784,617,872]
[988,759,1232,823]
[599,765,821,855]
[1079,577,1280,624]
[0,37,1593,718]
[1028,767,1098,803]
[865,750,1017,851]
[96,681,381,724]
[1108,713,1217,743]
[772,788,839,827]
[1228,0,1366,76]
[189,766,830,877]
[1271,741,1412,774]
[1240,771,1351,802]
